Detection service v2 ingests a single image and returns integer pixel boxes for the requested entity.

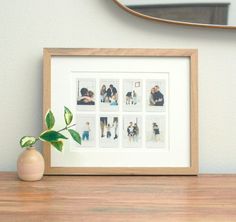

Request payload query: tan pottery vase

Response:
[17,147,45,181]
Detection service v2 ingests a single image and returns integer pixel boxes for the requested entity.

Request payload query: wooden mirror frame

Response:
[113,0,236,29]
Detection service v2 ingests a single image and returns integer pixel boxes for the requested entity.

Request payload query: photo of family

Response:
[146,79,166,112]
[99,79,119,112]
[123,79,142,112]
[76,79,96,111]
[100,116,119,148]
[145,115,166,148]
[75,114,96,148]
[73,77,168,149]
[122,115,142,148]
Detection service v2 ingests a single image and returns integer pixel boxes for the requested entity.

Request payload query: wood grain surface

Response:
[0,173,235,222]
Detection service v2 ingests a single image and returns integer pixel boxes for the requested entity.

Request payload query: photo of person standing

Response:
[145,115,166,149]
[123,116,142,148]
[123,80,142,112]
[75,114,96,148]
[99,116,119,148]
[82,122,91,141]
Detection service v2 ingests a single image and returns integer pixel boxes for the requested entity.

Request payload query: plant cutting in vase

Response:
[18,106,81,181]
[20,106,81,150]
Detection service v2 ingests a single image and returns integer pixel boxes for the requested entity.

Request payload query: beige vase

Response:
[17,147,45,181]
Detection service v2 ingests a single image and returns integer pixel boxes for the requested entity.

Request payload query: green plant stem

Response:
[57,124,76,133]
[34,123,76,143]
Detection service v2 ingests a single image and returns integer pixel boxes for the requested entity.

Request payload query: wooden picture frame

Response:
[43,48,198,175]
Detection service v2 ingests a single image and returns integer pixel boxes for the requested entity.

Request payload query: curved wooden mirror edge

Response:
[113,0,236,30]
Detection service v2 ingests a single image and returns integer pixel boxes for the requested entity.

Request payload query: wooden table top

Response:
[0,173,235,222]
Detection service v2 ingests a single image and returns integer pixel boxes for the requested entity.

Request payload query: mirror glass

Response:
[116,0,236,27]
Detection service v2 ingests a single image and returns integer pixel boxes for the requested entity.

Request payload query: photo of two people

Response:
[100,116,119,148]
[149,85,164,106]
[77,79,96,111]
[127,122,139,142]
[74,78,167,149]
[122,115,166,149]
[77,79,119,112]
[146,80,166,112]
[76,79,167,112]
[123,116,142,148]
[123,80,142,112]
[74,114,166,149]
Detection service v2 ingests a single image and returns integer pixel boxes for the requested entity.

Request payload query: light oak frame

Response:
[43,48,198,175]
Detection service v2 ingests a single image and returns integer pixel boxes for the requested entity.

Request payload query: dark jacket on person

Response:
[106,88,112,97]
[77,99,95,105]
[126,92,132,97]
[154,91,164,106]
[154,128,160,135]
[112,87,117,95]
[127,126,134,136]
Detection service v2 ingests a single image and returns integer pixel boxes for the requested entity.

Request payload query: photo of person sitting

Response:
[149,85,164,106]
[77,87,95,105]
[100,84,118,106]
[126,90,137,105]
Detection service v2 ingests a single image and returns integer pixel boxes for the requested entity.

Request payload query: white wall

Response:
[0,0,235,173]
[121,0,236,25]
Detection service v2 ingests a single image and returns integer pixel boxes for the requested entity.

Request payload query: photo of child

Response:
[75,114,96,148]
[100,116,119,148]
[123,115,142,148]
[99,79,119,112]
[82,121,91,141]
[73,77,168,150]
[123,79,142,112]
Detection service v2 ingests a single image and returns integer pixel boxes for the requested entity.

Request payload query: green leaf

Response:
[51,141,63,152]
[20,136,36,148]
[68,129,81,145]
[39,130,68,142]
[45,110,55,129]
[64,106,73,125]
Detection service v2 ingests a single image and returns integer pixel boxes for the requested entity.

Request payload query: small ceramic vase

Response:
[17,147,45,181]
